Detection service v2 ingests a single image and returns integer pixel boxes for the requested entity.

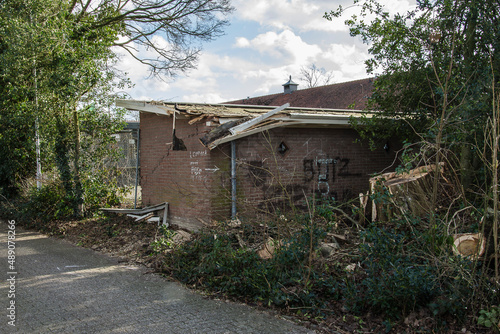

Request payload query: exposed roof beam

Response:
[208,121,300,149]
[229,103,289,135]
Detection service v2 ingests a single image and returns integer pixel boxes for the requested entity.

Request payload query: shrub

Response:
[478,306,500,331]
[343,226,442,318]
[151,225,177,254]
[164,224,341,316]
[81,167,124,214]
[19,180,73,223]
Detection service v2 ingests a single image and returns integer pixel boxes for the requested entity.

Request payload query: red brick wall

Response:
[231,127,397,218]
[140,113,398,228]
[140,112,216,230]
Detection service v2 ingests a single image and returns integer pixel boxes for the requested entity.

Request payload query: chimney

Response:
[283,75,298,94]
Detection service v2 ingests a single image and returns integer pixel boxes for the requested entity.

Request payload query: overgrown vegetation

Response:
[163,214,340,317]
[160,189,498,331]
[0,0,232,217]
[1,0,499,332]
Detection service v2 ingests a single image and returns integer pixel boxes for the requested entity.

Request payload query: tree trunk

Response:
[370,164,451,220]
[460,144,473,191]
[72,106,83,217]
[55,115,73,197]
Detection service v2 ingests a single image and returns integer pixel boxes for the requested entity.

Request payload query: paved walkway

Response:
[1,221,314,333]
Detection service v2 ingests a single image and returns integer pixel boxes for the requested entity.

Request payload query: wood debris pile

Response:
[366,163,487,259]
[101,202,169,226]
[368,163,455,221]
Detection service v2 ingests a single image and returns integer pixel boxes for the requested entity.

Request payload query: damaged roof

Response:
[116,100,376,149]
[225,77,375,110]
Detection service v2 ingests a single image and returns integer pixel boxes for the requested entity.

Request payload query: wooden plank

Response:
[188,114,206,125]
[115,100,187,119]
[207,121,299,149]
[228,103,289,135]
[199,119,246,147]
[162,203,169,226]
[134,213,154,223]
[116,100,169,115]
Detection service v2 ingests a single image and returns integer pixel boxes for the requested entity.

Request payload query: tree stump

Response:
[370,163,449,221]
[452,233,485,259]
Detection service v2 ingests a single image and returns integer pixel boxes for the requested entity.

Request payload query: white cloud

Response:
[233,0,416,33]
[235,37,250,48]
[233,0,349,32]
[115,0,417,103]
[234,30,321,65]
[113,42,173,100]
[181,93,226,104]
[318,43,371,82]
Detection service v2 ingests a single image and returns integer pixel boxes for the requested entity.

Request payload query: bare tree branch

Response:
[72,0,233,78]
[299,64,334,88]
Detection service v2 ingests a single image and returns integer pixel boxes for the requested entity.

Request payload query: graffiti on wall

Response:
[245,155,362,211]
[189,150,208,181]
[304,157,361,197]
[190,150,208,159]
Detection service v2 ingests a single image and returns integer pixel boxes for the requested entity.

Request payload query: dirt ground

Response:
[39,214,161,266]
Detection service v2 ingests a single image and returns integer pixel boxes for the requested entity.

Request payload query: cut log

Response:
[319,242,339,258]
[257,238,282,260]
[452,233,485,259]
[369,172,395,221]
[385,170,434,217]
[358,192,369,224]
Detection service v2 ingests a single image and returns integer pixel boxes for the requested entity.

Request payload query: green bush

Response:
[19,180,73,223]
[478,306,500,331]
[164,225,340,316]
[168,232,266,296]
[82,169,123,213]
[343,226,442,318]
[163,203,498,327]
[151,226,177,254]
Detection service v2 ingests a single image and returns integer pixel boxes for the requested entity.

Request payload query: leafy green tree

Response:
[326,0,500,192]
[0,0,233,215]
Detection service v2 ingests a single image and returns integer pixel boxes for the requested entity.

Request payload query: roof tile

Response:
[225,78,374,110]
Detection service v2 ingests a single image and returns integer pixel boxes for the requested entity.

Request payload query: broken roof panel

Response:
[116,99,377,149]
[116,99,371,118]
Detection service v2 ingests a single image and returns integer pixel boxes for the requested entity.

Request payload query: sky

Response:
[115,0,416,104]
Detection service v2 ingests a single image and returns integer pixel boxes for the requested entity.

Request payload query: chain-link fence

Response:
[111,122,140,207]
[112,129,139,188]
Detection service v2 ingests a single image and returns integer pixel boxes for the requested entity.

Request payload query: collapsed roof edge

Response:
[116,99,377,149]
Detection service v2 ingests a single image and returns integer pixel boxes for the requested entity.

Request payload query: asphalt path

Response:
[0,220,314,333]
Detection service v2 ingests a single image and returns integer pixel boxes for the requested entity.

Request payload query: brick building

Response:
[117,78,397,230]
